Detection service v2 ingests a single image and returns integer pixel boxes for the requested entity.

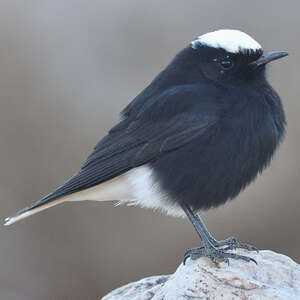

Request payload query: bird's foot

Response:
[183,241,257,265]
[210,236,259,252]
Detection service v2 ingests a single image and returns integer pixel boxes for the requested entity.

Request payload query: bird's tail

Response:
[3,174,132,226]
[4,198,64,226]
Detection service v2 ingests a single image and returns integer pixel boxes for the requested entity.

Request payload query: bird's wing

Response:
[17,85,220,212]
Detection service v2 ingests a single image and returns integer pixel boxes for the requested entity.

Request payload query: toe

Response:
[182,244,257,266]
[225,252,257,264]
[238,243,259,252]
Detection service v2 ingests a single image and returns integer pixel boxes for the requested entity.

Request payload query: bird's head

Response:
[189,29,288,86]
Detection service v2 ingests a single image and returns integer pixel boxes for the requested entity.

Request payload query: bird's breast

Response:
[150,101,284,211]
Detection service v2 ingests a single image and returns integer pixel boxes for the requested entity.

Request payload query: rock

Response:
[102,249,300,300]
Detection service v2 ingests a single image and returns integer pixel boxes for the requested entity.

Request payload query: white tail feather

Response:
[4,198,64,226]
[4,174,133,226]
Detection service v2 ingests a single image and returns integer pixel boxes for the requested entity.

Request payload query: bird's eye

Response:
[219,58,234,70]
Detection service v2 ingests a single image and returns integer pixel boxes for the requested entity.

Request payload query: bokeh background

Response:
[0,1,299,299]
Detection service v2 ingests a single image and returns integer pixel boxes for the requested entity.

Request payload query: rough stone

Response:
[102,249,300,300]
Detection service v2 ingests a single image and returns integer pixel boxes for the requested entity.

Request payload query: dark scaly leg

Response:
[181,203,257,265]
[195,213,258,252]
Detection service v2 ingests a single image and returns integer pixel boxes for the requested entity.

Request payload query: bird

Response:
[4,29,288,264]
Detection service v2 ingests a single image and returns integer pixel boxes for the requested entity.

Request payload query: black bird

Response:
[4,29,288,264]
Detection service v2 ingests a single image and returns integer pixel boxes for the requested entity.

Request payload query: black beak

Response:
[250,51,288,68]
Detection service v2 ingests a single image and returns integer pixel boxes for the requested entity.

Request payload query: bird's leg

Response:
[181,203,257,265]
[195,213,258,252]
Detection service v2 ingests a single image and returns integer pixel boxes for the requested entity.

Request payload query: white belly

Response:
[65,165,184,217]
[125,165,184,217]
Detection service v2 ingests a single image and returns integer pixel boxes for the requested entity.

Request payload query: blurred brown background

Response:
[0,1,299,299]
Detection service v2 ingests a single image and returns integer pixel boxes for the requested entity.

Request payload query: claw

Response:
[250,257,258,265]
[183,249,191,265]
[224,250,258,265]
[183,247,205,265]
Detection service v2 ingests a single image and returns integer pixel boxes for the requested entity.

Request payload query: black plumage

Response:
[23,45,285,212]
[5,29,288,264]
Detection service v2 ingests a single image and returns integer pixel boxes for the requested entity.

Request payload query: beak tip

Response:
[268,51,289,60]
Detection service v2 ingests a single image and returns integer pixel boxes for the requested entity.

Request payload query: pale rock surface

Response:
[102,249,300,300]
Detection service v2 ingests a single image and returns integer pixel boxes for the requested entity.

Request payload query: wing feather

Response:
[20,84,220,211]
